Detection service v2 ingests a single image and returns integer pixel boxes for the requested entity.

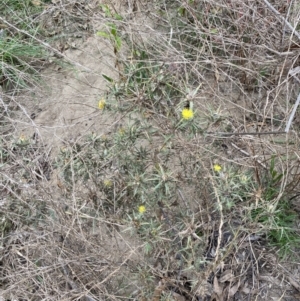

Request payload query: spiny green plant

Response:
[251,157,299,258]
[1,1,300,300]
[213,164,255,209]
[210,156,299,258]
[102,47,185,117]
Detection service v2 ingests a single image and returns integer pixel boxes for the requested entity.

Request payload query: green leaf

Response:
[102,74,113,83]
[100,4,112,17]
[96,31,110,39]
[115,36,122,51]
[114,13,123,20]
[178,7,186,16]
[110,24,117,37]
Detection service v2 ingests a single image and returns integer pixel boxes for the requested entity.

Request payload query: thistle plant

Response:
[2,1,300,300]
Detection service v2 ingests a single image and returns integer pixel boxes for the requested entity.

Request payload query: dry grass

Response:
[1,0,300,300]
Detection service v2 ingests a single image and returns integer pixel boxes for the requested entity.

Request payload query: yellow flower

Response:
[118,128,125,136]
[103,179,112,187]
[138,205,146,214]
[19,134,26,142]
[181,108,194,120]
[98,99,106,110]
[213,164,222,172]
[240,175,248,184]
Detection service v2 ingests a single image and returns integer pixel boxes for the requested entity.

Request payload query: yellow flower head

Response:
[138,205,146,214]
[19,134,26,142]
[98,99,106,110]
[213,164,222,172]
[182,108,194,120]
[118,128,125,136]
[240,175,248,184]
[103,179,112,187]
[101,135,108,141]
